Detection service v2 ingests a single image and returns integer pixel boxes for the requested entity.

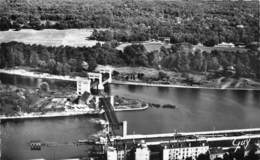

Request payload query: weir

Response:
[111,128,260,147]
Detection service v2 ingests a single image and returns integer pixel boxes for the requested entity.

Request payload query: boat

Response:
[77,139,96,145]
[162,104,176,109]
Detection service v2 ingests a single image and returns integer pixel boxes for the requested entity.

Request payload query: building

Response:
[106,147,127,160]
[76,78,91,95]
[209,148,225,160]
[117,150,126,160]
[107,147,117,160]
[135,140,150,160]
[162,141,209,160]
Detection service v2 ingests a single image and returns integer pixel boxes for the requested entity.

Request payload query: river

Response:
[111,84,260,134]
[0,73,260,159]
[1,117,102,160]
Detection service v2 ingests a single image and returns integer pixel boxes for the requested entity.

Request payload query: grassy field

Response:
[116,41,172,52]
[0,29,103,47]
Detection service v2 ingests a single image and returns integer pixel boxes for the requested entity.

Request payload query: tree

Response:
[47,59,56,74]
[13,17,26,31]
[87,56,97,71]
[15,49,25,66]
[197,152,210,160]
[29,16,41,29]
[158,71,169,80]
[29,51,39,67]
[204,38,218,47]
[62,63,71,75]
[6,47,16,67]
[56,62,63,75]
[178,52,191,72]
[245,144,259,160]
[123,44,148,66]
[68,58,77,72]
[0,16,11,31]
[192,49,204,71]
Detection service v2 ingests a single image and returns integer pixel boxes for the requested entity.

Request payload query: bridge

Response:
[99,97,121,131]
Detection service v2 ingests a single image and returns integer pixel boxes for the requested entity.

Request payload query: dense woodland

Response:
[0,41,259,79]
[0,0,259,45]
[0,0,259,79]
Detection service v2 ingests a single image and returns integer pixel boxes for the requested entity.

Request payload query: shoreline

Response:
[112,80,260,91]
[0,68,259,91]
[113,104,149,112]
[0,110,104,120]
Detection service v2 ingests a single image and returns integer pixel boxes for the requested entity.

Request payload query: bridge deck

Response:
[100,98,120,129]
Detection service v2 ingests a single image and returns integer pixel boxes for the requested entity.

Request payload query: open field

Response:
[0,29,104,47]
[116,41,172,52]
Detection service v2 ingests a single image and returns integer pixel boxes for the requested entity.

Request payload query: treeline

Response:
[0,42,259,79]
[89,29,150,42]
[0,42,124,76]
[0,0,259,45]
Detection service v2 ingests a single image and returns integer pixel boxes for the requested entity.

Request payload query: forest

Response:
[0,0,259,46]
[0,41,259,79]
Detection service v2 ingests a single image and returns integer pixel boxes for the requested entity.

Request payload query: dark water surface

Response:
[1,117,102,160]
[111,84,260,134]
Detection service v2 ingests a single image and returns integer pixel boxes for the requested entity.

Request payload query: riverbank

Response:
[1,67,260,91]
[112,80,260,91]
[0,82,104,119]
[113,104,149,112]
[97,65,260,90]
[0,110,104,120]
[113,95,150,111]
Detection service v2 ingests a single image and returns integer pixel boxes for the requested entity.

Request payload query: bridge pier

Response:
[123,121,127,137]
[98,81,104,90]
[95,96,100,110]
[110,96,114,106]
[99,67,113,83]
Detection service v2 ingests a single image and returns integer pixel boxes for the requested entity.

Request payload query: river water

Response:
[0,73,260,159]
[1,117,102,160]
[111,84,260,134]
